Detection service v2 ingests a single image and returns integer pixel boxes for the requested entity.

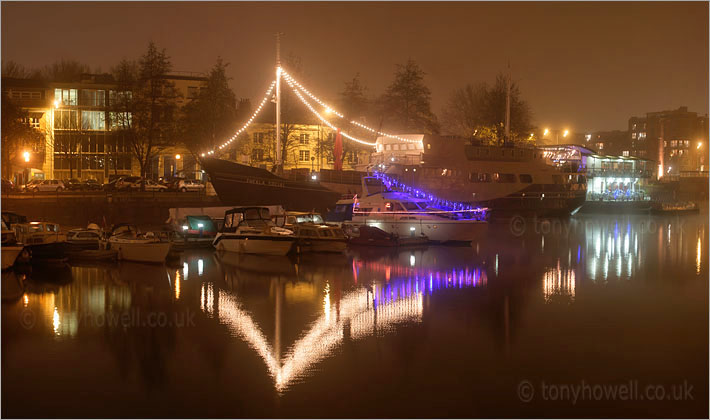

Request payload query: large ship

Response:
[202,158,341,213]
[367,135,587,218]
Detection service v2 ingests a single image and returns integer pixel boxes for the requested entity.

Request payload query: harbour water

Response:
[2,214,708,418]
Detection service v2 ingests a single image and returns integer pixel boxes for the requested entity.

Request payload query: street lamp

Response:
[697,142,703,150]
[543,128,549,136]
[53,100,59,109]
[563,130,569,138]
[23,151,30,163]
[175,154,181,160]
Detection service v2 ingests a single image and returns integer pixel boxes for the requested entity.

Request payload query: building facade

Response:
[585,130,631,156]
[2,73,207,184]
[628,106,708,176]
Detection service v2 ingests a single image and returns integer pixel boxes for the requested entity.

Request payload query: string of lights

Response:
[371,171,488,218]
[281,69,423,145]
[202,80,276,157]
[283,76,377,147]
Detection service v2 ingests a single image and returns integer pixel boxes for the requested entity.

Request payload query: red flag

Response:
[334,129,343,171]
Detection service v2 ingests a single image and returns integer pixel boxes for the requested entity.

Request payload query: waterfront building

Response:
[585,154,654,201]
[628,106,708,176]
[2,73,207,184]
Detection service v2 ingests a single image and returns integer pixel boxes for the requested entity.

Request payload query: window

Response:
[493,173,516,183]
[54,109,79,129]
[80,90,105,107]
[596,143,604,150]
[469,172,491,183]
[631,132,637,139]
[10,90,41,100]
[251,149,264,161]
[670,140,678,147]
[632,123,637,130]
[519,174,533,183]
[299,133,309,144]
[299,150,310,162]
[24,115,41,128]
[54,88,78,106]
[622,151,630,157]
[81,111,105,130]
[253,132,264,144]
[109,90,132,106]
[639,132,646,139]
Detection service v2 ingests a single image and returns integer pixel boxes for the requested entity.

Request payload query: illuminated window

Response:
[299,150,310,162]
[109,112,132,130]
[639,132,646,139]
[54,109,79,129]
[622,151,629,157]
[81,111,105,130]
[632,123,637,130]
[54,88,78,106]
[631,132,637,139]
[299,133,309,145]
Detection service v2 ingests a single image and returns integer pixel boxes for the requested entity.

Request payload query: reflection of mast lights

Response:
[543,261,576,302]
[696,236,702,275]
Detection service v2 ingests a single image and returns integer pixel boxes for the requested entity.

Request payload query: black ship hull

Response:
[579,200,654,214]
[202,159,342,213]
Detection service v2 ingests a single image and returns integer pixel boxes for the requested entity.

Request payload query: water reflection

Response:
[1,214,707,417]
[205,248,487,391]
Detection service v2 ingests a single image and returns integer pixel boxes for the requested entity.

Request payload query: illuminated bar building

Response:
[585,154,654,202]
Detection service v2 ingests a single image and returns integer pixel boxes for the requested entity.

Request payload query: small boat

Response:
[105,224,171,263]
[2,220,27,270]
[213,207,296,256]
[66,224,103,250]
[651,202,700,215]
[12,221,68,261]
[348,225,429,247]
[324,195,356,226]
[284,212,348,253]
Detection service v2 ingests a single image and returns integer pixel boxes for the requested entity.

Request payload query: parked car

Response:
[175,179,205,192]
[83,179,103,191]
[64,178,84,191]
[103,176,126,192]
[115,176,141,191]
[2,179,15,193]
[141,179,168,192]
[21,179,43,192]
[30,179,66,192]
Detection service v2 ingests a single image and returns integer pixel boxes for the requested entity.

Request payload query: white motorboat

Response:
[213,207,296,256]
[106,224,171,263]
[284,212,347,253]
[347,176,488,243]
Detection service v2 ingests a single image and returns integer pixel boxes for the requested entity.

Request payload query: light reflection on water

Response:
[2,214,708,417]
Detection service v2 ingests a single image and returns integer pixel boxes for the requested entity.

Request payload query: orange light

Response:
[23,151,30,162]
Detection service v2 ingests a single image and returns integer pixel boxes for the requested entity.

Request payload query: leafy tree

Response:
[110,42,180,188]
[1,98,44,180]
[442,72,533,144]
[181,58,237,162]
[380,59,439,134]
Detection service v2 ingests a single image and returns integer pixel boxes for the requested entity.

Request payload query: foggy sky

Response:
[2,1,708,132]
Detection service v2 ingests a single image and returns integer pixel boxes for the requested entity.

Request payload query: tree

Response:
[111,42,180,189]
[442,72,533,144]
[40,59,91,82]
[1,98,44,180]
[181,58,237,162]
[380,59,439,134]
[2,60,34,79]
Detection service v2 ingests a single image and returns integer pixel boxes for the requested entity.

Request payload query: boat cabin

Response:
[222,207,273,232]
[14,221,66,245]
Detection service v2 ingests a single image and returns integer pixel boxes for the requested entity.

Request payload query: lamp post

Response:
[542,128,570,145]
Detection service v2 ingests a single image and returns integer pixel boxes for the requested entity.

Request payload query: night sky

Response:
[2,1,708,132]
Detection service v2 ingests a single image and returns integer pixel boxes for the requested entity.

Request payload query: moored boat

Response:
[106,224,171,263]
[346,176,488,243]
[2,220,26,270]
[213,207,296,256]
[284,212,348,253]
[12,221,67,261]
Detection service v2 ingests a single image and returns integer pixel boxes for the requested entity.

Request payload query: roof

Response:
[1,77,48,89]
[589,154,654,163]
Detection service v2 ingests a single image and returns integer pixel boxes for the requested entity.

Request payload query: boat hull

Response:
[579,200,653,214]
[202,158,342,213]
[350,219,487,243]
[295,238,347,253]
[214,234,295,256]
[2,246,24,270]
[109,241,171,263]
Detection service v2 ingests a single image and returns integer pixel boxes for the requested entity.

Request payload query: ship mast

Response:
[275,32,283,174]
[504,61,511,144]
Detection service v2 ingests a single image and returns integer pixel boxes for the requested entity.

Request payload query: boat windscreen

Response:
[401,201,425,211]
